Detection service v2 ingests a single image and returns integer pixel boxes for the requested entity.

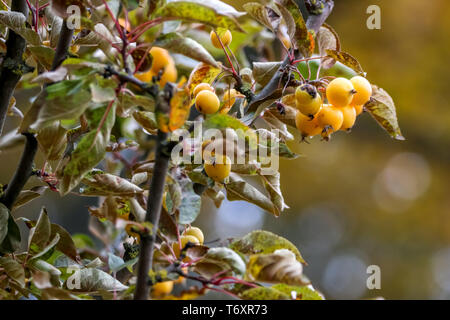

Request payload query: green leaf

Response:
[252,61,282,86]
[13,186,48,210]
[177,175,201,224]
[73,23,118,58]
[278,142,299,159]
[73,268,128,292]
[23,79,92,131]
[225,174,276,215]
[246,249,309,286]
[28,207,51,255]
[194,247,246,278]
[0,213,21,254]
[36,121,67,161]
[229,230,305,263]
[58,103,116,196]
[28,45,56,70]
[271,283,324,300]
[240,286,290,300]
[31,259,62,276]
[0,11,41,45]
[0,203,8,244]
[365,85,404,140]
[0,257,25,287]
[89,78,117,103]
[50,224,78,262]
[133,111,158,133]
[117,92,155,116]
[154,32,218,67]
[325,49,365,76]
[155,0,245,32]
[31,233,60,260]
[243,3,280,33]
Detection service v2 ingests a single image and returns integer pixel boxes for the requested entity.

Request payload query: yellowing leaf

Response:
[230,230,305,263]
[155,0,246,32]
[365,85,404,140]
[325,49,365,76]
[169,87,191,131]
[240,286,290,300]
[186,62,221,98]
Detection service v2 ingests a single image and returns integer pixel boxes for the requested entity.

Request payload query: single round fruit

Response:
[183,227,204,244]
[316,104,344,132]
[295,84,322,117]
[172,235,200,258]
[350,76,372,106]
[204,155,231,182]
[135,69,155,83]
[159,62,177,86]
[210,30,232,48]
[354,104,364,116]
[195,90,220,114]
[326,78,356,108]
[152,281,173,296]
[150,47,172,73]
[340,105,357,131]
[295,111,322,139]
[220,89,239,114]
[193,83,214,97]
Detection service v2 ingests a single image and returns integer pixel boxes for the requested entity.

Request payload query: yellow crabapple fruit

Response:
[354,104,364,116]
[326,77,356,108]
[295,111,322,139]
[193,83,214,97]
[152,281,174,296]
[210,30,232,48]
[220,89,242,114]
[183,226,204,244]
[317,104,344,132]
[295,84,322,118]
[159,62,177,86]
[350,76,372,106]
[340,105,357,131]
[172,235,200,258]
[149,47,172,73]
[204,155,231,182]
[195,90,220,114]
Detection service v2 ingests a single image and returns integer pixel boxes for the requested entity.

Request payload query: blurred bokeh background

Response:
[1,0,450,299]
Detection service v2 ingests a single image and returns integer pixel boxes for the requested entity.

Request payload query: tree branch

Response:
[0,19,74,210]
[0,0,29,136]
[0,133,37,209]
[134,130,170,299]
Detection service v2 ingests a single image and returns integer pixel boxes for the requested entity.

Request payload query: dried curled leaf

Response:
[81,172,143,197]
[317,23,340,69]
[246,249,309,286]
[194,247,246,278]
[365,85,404,140]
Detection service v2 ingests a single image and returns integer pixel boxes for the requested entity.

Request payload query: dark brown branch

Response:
[134,130,170,300]
[0,19,75,210]
[0,0,29,136]
[51,21,74,70]
[0,133,37,209]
